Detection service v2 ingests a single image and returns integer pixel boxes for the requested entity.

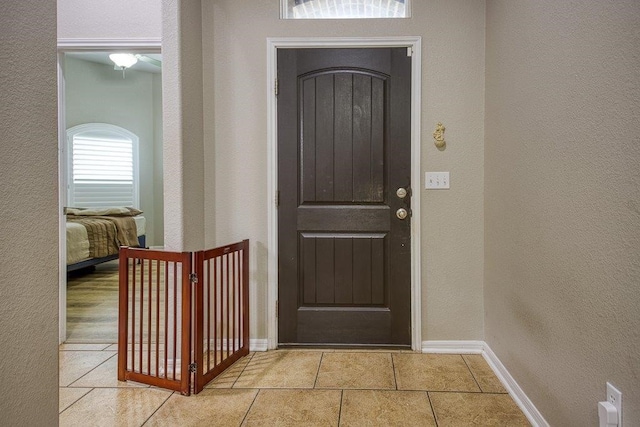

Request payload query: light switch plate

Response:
[425,172,450,189]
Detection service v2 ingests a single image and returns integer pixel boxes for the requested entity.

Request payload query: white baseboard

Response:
[198,338,267,352]
[204,339,242,351]
[482,344,549,427]
[422,340,548,427]
[159,340,267,372]
[422,340,485,354]
[250,339,268,352]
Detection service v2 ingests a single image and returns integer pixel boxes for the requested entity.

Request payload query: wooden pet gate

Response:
[117,240,249,395]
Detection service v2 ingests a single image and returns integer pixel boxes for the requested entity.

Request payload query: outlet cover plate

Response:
[425,172,450,189]
[607,382,622,426]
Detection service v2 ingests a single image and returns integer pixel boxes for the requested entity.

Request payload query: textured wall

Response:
[204,0,486,340]
[64,57,163,246]
[152,74,165,247]
[0,1,59,424]
[485,1,640,425]
[162,0,205,252]
[57,0,161,39]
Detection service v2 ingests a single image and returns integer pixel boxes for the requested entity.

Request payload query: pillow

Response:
[65,207,143,216]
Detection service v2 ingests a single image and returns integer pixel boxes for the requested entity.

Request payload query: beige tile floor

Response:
[60,346,531,426]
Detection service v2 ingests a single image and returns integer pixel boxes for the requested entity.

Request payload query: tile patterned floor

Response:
[59,346,531,426]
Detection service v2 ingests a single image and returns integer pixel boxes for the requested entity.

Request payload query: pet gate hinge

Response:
[189,363,197,373]
[189,273,198,284]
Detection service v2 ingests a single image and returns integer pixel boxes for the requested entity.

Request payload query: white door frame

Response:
[266,37,422,351]
[57,38,161,344]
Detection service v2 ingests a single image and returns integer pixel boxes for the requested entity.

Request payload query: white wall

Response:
[204,0,486,340]
[0,1,59,424]
[57,0,161,40]
[64,57,164,246]
[485,1,640,425]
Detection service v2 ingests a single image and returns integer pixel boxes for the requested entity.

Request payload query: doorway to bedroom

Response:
[59,49,164,343]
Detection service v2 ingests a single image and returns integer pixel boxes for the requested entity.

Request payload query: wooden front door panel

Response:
[278,48,411,346]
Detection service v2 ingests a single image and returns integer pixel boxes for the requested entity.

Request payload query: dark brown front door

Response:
[278,48,411,346]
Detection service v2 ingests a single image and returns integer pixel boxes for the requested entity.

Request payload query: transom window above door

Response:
[281,0,410,19]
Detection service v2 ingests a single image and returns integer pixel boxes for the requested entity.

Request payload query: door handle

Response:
[396,208,408,220]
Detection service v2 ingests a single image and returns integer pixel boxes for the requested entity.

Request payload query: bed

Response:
[66,207,147,272]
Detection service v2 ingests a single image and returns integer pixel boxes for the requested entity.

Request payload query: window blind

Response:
[69,136,136,208]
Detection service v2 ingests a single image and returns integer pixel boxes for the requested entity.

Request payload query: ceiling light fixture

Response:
[109,53,138,78]
[109,53,138,68]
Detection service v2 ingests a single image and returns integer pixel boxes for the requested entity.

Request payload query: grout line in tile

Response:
[230,352,255,389]
[66,384,149,389]
[337,389,344,426]
[469,391,514,396]
[332,387,448,393]
[461,354,484,392]
[313,352,325,389]
[394,387,485,393]
[228,385,316,390]
[239,388,262,426]
[427,391,440,427]
[65,352,118,387]
[390,353,398,390]
[141,391,175,426]
[58,387,94,415]
[59,344,113,351]
[428,390,512,396]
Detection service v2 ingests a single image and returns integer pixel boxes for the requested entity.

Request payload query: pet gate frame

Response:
[117,240,250,395]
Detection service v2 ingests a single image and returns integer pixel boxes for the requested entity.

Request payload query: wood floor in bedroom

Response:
[66,260,119,343]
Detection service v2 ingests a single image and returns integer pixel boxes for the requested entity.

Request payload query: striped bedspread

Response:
[67,215,139,259]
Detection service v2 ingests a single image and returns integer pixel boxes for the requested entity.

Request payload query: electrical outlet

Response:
[425,172,450,189]
[607,382,622,426]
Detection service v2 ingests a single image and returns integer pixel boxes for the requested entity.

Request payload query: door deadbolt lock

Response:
[396,187,408,199]
[396,208,408,220]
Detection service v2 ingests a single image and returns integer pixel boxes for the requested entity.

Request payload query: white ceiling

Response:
[66,52,162,74]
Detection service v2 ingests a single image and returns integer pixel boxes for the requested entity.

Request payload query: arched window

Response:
[282,0,409,19]
[67,123,139,209]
